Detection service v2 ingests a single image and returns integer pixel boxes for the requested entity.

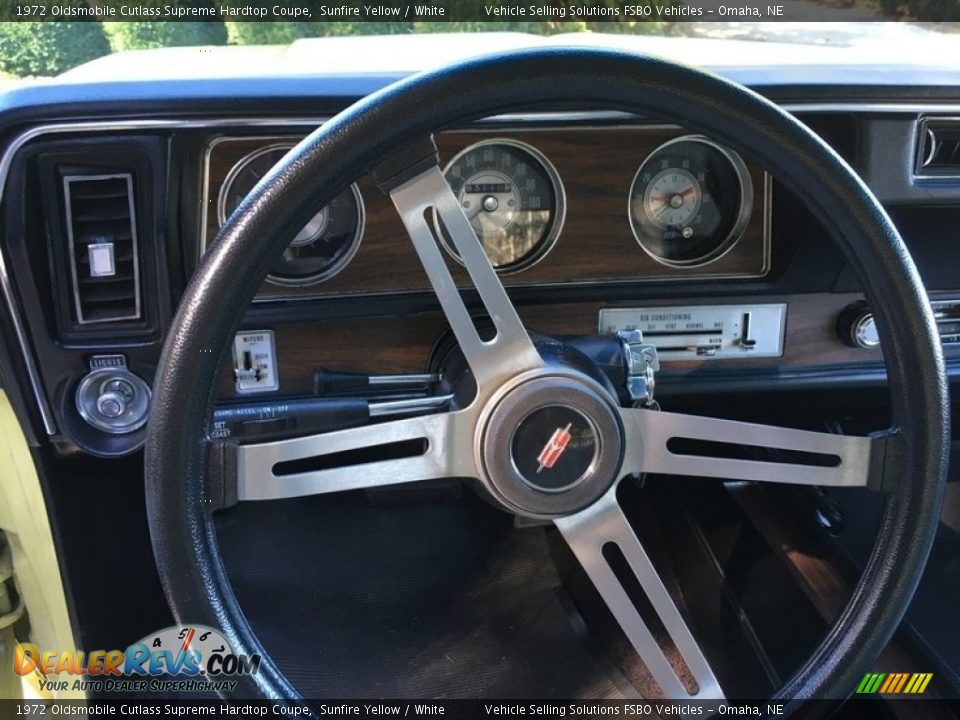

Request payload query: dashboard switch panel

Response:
[233,330,279,394]
[599,304,786,361]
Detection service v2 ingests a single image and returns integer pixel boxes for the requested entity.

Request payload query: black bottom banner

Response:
[2,699,960,720]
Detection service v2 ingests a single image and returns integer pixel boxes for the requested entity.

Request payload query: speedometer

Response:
[437,139,565,273]
[218,144,364,286]
[628,136,752,267]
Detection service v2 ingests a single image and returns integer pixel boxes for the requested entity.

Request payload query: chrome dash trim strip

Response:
[490,104,960,119]
[0,235,54,434]
[782,102,960,114]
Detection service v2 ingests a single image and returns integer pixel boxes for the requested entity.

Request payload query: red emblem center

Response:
[536,423,573,473]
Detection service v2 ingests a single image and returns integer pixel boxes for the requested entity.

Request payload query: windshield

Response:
[0,4,958,83]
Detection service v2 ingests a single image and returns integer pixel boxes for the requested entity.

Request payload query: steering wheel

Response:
[145,48,949,712]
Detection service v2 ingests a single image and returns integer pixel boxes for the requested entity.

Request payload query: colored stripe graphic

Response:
[857,673,884,694]
[856,672,932,694]
[879,674,896,694]
[904,674,920,693]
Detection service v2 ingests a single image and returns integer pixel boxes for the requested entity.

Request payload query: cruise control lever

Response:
[211,394,452,442]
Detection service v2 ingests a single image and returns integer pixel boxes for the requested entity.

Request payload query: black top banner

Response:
[1,0,956,23]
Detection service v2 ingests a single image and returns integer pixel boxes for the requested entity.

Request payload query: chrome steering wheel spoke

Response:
[234,410,476,501]
[388,163,544,396]
[620,407,879,488]
[555,482,725,700]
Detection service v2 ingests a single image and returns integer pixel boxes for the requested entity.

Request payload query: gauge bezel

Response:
[628,135,754,269]
[217,143,365,287]
[435,138,566,275]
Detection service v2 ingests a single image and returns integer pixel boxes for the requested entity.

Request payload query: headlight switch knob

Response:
[76,363,151,435]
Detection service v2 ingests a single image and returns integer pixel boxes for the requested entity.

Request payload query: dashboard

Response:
[3,82,960,458]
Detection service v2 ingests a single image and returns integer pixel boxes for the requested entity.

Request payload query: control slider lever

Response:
[313,368,441,397]
[738,311,757,349]
[212,394,452,442]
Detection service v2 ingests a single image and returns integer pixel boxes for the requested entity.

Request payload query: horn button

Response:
[479,374,624,518]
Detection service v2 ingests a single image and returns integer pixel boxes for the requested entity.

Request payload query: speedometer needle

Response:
[463,203,485,221]
[651,188,696,203]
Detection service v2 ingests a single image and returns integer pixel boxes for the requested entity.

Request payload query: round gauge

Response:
[628,136,753,267]
[218,144,364,286]
[437,139,565,273]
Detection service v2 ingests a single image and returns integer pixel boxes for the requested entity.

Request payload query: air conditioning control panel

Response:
[598,303,787,361]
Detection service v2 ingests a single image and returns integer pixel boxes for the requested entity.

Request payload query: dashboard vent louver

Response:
[917,118,960,177]
[62,173,141,324]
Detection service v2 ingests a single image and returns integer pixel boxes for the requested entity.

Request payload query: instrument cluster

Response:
[205,129,765,290]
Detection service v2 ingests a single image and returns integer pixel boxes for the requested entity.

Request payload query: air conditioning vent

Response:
[62,173,141,324]
[917,118,960,177]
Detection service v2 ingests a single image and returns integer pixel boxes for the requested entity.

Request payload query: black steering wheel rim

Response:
[145,47,949,711]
